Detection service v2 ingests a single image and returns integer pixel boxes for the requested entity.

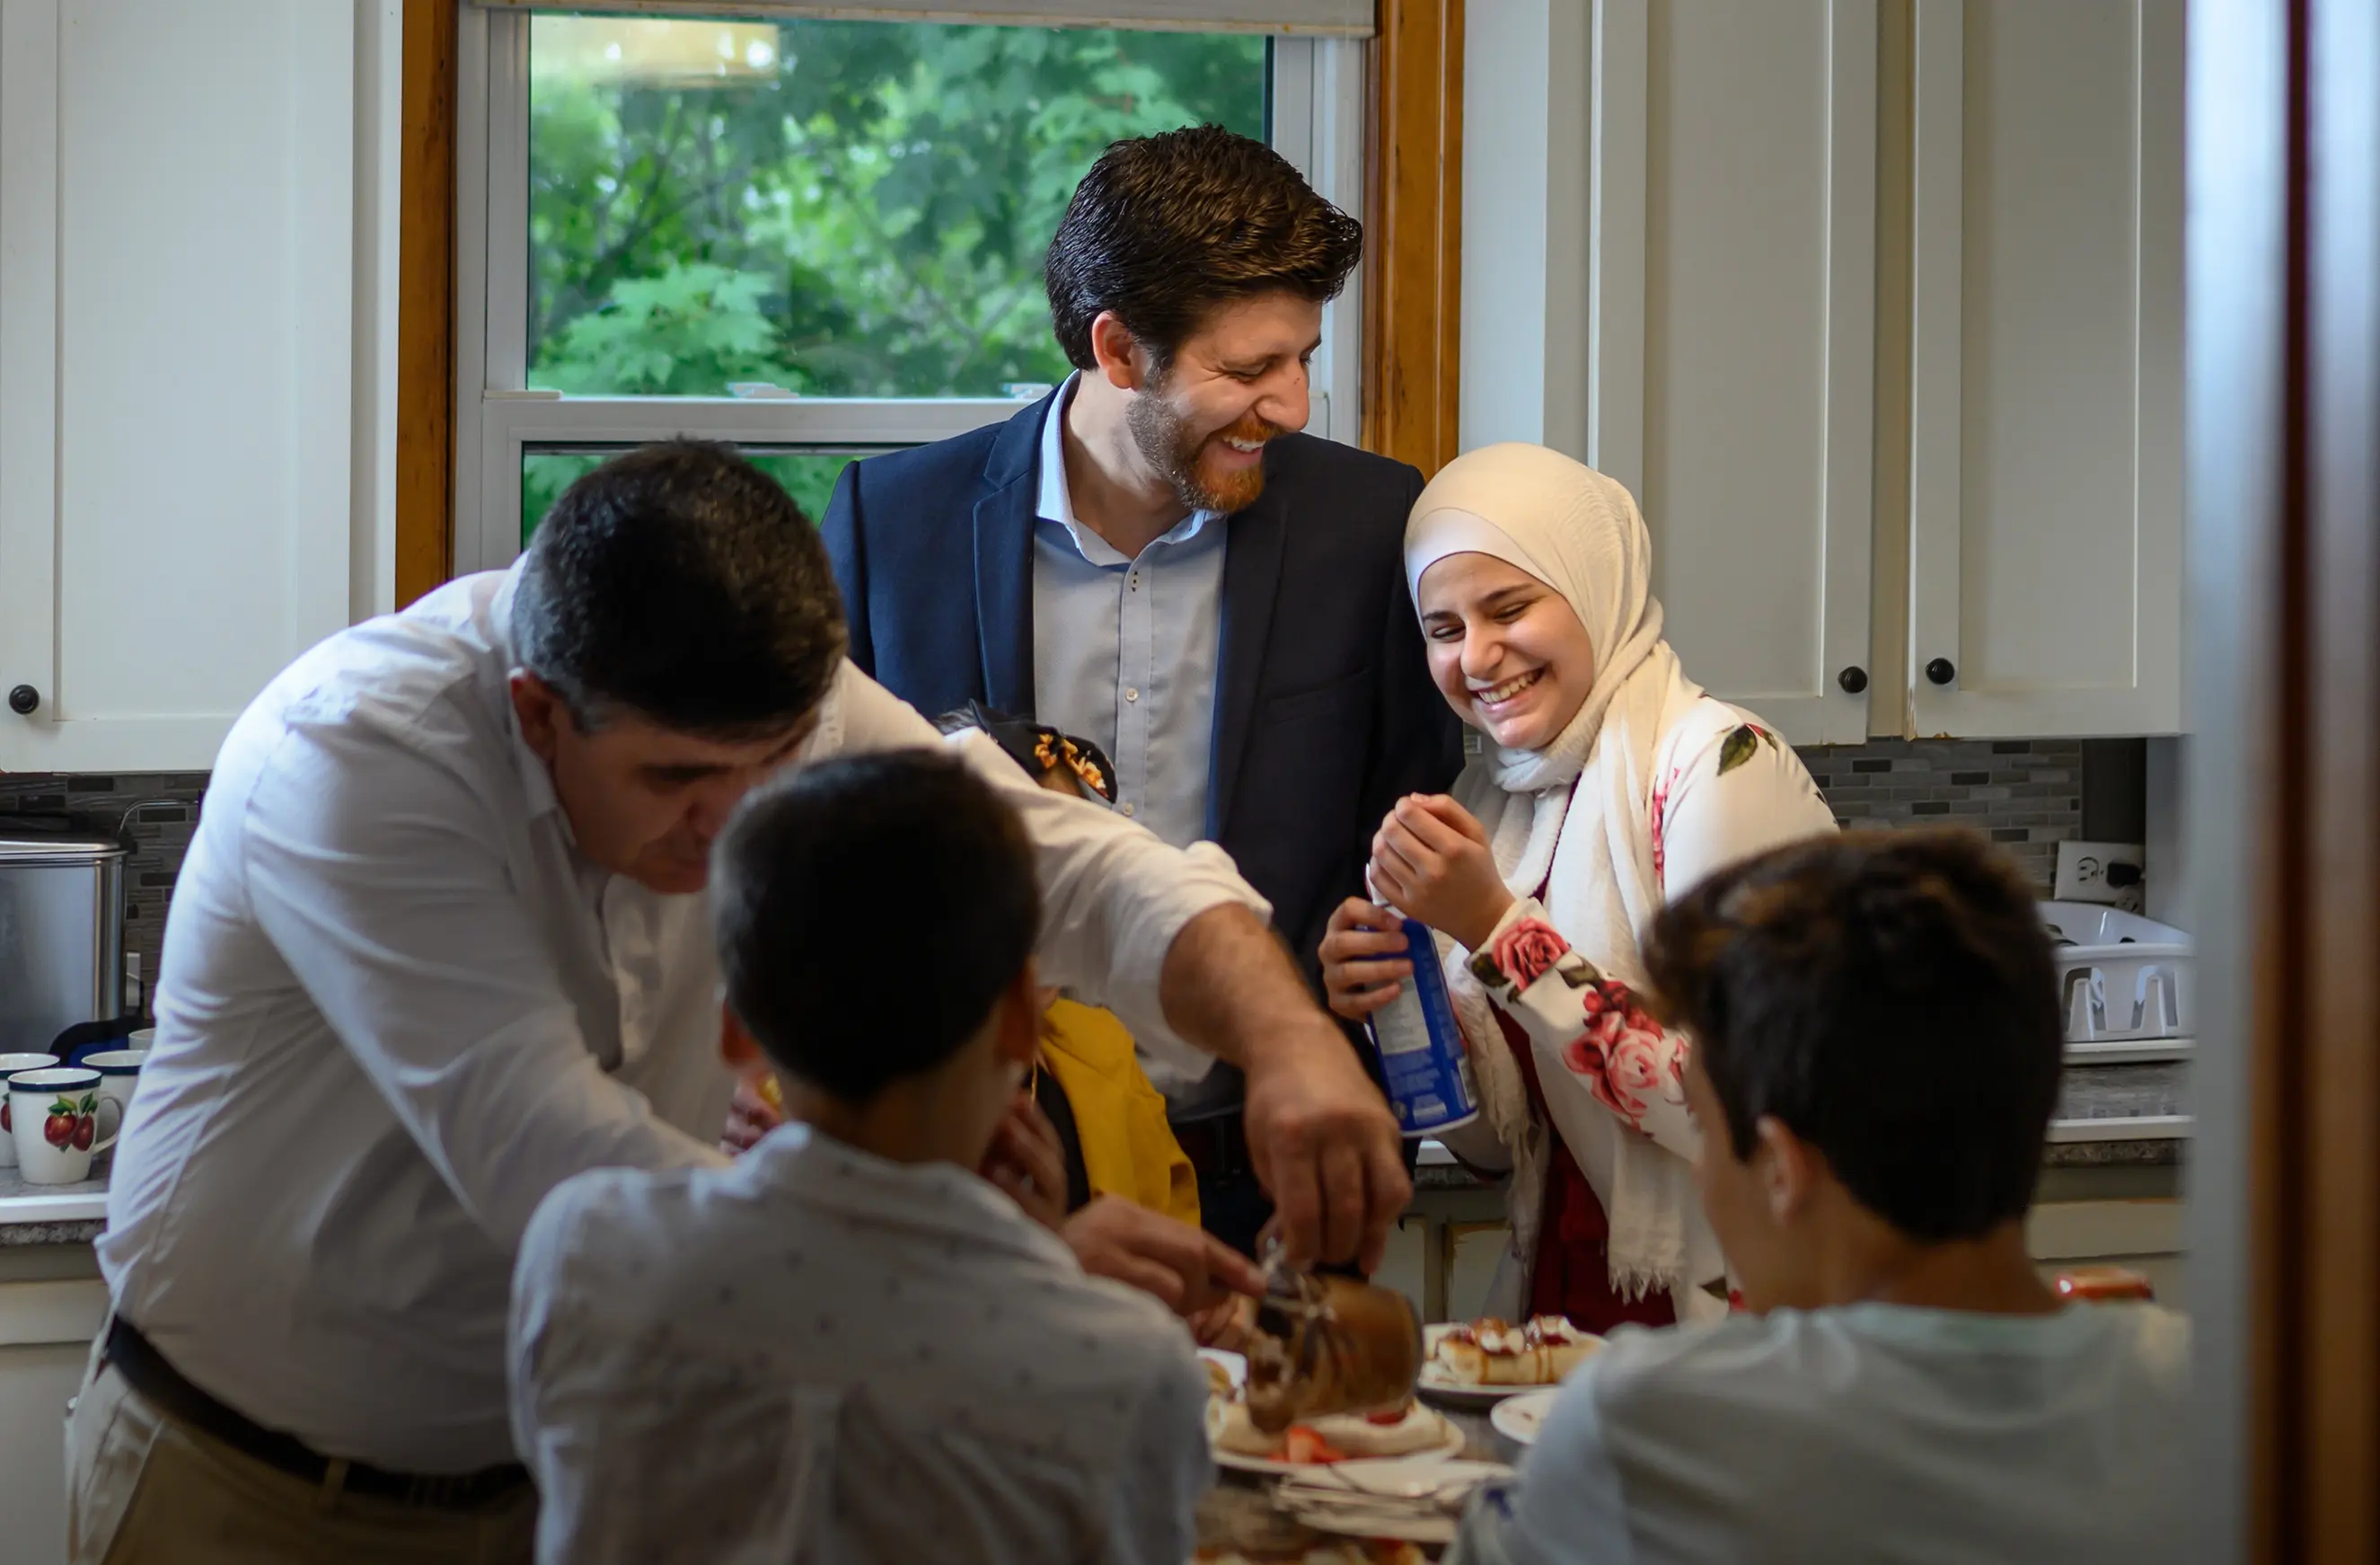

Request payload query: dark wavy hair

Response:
[510,440,845,738]
[1644,828,2065,1242]
[1045,125,1362,374]
[713,752,1038,1104]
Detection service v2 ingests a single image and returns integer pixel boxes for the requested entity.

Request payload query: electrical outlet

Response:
[2054,841,2146,908]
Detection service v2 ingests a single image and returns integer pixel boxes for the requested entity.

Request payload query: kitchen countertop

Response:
[1416,1060,2189,1189]
[0,1065,2187,1242]
[0,1163,109,1245]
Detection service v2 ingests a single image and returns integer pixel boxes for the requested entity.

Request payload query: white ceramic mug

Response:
[9,1068,118,1184]
[80,1049,148,1154]
[0,1055,60,1172]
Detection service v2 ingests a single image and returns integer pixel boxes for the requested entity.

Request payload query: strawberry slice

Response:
[1282,1426,1350,1465]
[1364,1408,1408,1426]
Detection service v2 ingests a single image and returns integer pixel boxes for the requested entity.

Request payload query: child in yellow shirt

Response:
[757,707,1196,1226]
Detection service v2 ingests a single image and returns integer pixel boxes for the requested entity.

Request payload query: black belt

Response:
[103,1318,532,1510]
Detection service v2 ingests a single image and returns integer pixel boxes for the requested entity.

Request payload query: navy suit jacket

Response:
[820,394,1464,1007]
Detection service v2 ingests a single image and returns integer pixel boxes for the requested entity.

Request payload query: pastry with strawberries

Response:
[1431,1314,1602,1386]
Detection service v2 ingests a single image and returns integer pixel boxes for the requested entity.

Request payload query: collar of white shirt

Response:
[1035,373,1222,563]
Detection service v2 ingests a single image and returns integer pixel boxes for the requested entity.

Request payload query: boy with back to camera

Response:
[508,752,1212,1565]
[1447,828,2189,1565]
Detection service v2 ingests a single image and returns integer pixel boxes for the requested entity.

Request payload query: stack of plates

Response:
[1274,1459,1513,1546]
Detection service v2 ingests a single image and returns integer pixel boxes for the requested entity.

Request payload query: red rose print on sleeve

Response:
[1490,918,1571,990]
[1561,982,1674,1130]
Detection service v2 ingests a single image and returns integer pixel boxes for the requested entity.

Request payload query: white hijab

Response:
[1404,443,1712,1309]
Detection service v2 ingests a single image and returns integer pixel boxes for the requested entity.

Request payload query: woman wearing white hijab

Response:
[1322,444,1835,1327]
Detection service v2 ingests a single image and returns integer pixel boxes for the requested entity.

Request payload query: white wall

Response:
[351,0,403,623]
[1458,0,1590,458]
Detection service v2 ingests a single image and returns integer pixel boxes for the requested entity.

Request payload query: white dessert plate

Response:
[1489,1389,1560,1446]
[1206,1402,1467,1476]
[1415,1322,1602,1407]
[1198,1348,1247,1393]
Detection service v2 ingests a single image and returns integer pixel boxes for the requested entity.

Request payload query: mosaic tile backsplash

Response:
[1793,738,2083,894]
[0,740,2085,1000]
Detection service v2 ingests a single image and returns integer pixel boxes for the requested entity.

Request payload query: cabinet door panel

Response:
[1908,0,2183,736]
[1591,0,1876,744]
[0,0,355,773]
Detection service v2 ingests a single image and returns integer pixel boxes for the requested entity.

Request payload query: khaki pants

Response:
[63,1337,536,1565]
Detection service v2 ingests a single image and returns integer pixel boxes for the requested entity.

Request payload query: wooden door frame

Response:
[2188,0,2380,1557]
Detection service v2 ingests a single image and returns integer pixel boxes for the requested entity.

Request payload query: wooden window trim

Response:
[395,0,458,609]
[394,3,1459,602]
[1361,0,1461,479]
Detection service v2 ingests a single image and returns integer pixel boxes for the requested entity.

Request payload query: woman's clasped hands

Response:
[1319,793,1515,1021]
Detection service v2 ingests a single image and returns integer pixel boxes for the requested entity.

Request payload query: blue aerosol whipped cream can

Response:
[1368,914,1479,1136]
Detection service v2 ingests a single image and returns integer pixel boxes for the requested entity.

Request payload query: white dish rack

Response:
[2041,901,2191,1062]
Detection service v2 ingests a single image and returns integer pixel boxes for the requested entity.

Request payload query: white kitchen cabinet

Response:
[1538,0,2183,743]
[1906,0,2184,738]
[1586,0,1879,745]
[0,0,397,774]
[0,1250,107,1565]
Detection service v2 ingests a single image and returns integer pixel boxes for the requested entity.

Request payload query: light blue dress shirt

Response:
[1031,376,1228,855]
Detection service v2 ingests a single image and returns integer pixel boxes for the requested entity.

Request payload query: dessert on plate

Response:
[1430,1314,1601,1386]
[1212,1396,1448,1464]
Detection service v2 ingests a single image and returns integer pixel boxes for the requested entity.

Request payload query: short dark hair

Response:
[711,751,1039,1104]
[510,440,846,738]
[1643,829,2065,1242]
[1045,125,1362,374]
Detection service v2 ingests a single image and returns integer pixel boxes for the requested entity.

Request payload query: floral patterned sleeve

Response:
[1464,908,1697,1162]
[1463,715,1838,1162]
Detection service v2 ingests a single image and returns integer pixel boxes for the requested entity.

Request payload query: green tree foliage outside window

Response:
[525,14,1269,402]
[523,449,878,547]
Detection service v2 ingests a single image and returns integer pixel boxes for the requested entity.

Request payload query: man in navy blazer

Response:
[822,128,1461,1253]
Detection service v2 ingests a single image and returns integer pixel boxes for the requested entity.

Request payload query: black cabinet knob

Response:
[1925,658,1957,686]
[5,685,37,716]
[1837,666,1869,694]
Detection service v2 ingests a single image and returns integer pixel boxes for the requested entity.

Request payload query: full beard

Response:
[1127,393,1283,515]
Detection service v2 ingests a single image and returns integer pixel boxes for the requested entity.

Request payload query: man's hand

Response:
[1159,906,1413,1275]
[720,1075,782,1154]
[982,1091,1068,1232]
[1061,1196,1265,1318]
[1369,794,1514,951]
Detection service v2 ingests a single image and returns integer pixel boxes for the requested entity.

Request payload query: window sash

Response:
[465,0,1373,40]
[453,7,1367,571]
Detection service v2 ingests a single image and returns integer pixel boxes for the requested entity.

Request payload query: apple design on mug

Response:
[43,1092,97,1151]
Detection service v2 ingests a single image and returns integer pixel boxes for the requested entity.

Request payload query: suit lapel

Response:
[1208,485,1289,839]
[972,398,1050,717]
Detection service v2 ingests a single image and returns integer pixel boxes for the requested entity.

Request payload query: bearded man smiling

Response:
[822,126,1463,1257]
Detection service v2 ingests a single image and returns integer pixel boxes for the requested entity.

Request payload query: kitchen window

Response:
[455,4,1370,561]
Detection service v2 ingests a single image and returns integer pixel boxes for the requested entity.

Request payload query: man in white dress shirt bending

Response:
[66,443,1406,1563]
[513,749,1213,1565]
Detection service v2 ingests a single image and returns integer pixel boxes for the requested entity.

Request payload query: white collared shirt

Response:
[100,566,1264,1472]
[510,1124,1212,1565]
[1030,373,1228,855]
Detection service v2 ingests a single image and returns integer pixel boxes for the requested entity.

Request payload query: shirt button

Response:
[1129,573,1141,590]
[1121,803,1137,818]
[1124,687,1140,703]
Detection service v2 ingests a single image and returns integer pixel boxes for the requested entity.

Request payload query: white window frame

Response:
[453,8,1368,573]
